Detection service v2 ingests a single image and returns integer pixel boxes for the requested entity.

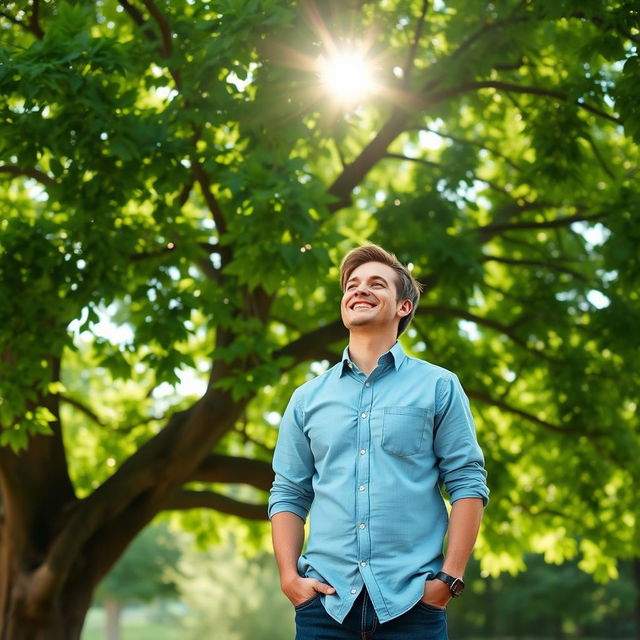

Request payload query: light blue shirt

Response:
[268,342,489,623]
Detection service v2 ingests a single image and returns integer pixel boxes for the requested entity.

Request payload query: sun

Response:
[318,51,375,105]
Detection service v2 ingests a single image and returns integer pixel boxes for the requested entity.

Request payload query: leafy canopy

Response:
[1,0,639,581]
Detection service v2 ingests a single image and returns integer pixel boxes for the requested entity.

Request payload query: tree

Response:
[1,0,639,638]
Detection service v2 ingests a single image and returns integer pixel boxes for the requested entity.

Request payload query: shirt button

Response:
[351,589,357,594]
[359,523,366,529]
[348,362,353,368]
[360,449,366,455]
[360,412,367,419]
[359,485,365,492]
[360,561,367,567]
[365,382,371,387]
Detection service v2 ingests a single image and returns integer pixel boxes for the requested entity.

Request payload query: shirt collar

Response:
[337,341,407,377]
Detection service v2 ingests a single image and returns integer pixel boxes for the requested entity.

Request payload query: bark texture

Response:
[0,371,253,638]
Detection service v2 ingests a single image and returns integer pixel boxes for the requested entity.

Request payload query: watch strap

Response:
[434,571,465,597]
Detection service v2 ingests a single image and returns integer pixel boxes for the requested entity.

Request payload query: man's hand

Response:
[421,578,451,609]
[281,575,336,607]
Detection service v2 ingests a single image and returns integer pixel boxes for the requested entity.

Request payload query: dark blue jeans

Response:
[294,590,448,640]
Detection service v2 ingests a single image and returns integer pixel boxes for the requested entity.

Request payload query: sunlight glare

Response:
[319,51,375,104]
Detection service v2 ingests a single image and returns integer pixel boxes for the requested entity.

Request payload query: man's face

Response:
[341,261,411,333]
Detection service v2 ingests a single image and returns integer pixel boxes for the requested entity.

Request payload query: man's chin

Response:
[345,318,377,329]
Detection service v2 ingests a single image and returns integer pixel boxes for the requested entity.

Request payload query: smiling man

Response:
[269,244,489,640]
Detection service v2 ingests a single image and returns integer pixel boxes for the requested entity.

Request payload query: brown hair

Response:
[339,244,422,336]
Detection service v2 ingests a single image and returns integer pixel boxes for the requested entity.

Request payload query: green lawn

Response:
[81,623,184,640]
[81,607,185,640]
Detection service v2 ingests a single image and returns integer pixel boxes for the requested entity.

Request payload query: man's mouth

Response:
[351,302,375,310]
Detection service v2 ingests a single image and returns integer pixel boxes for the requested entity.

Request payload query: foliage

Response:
[96,522,181,604]
[176,540,295,640]
[1,1,640,632]
[449,555,637,638]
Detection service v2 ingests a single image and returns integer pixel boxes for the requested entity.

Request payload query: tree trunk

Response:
[103,597,123,640]
[0,356,90,639]
[0,562,93,640]
[0,346,247,637]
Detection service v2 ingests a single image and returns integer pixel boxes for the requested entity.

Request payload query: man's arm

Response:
[442,496,484,576]
[422,497,484,607]
[271,511,335,605]
[268,392,335,606]
[424,374,489,607]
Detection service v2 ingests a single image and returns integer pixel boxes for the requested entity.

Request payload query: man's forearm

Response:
[271,511,306,584]
[442,497,484,576]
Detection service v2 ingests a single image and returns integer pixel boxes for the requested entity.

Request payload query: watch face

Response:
[450,577,465,596]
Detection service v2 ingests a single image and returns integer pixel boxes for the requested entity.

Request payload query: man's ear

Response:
[397,299,413,317]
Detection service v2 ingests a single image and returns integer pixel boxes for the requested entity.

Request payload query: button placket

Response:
[355,375,373,581]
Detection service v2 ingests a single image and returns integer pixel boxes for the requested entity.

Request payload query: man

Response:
[269,244,489,639]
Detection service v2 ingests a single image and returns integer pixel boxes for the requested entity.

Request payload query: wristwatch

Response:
[434,571,465,597]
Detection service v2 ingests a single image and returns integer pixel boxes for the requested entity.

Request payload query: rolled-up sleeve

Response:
[433,374,489,506]
[268,390,315,521]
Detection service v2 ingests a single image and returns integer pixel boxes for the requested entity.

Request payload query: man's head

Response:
[339,244,422,337]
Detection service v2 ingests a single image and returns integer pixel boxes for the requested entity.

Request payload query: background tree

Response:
[0,0,639,638]
[448,555,637,640]
[94,523,180,640]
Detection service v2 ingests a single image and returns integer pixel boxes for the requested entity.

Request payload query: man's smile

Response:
[350,301,376,310]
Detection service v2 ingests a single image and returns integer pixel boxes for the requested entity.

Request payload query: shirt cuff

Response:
[268,502,309,522]
[449,490,489,507]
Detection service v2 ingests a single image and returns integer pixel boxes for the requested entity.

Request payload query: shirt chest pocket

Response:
[381,406,429,457]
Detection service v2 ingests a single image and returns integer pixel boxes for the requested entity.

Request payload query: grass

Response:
[81,606,185,640]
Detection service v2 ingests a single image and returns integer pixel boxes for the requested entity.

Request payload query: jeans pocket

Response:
[294,593,321,611]
[417,600,446,613]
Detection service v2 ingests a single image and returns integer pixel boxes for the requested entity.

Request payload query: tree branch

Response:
[402,0,430,83]
[118,0,146,28]
[235,424,275,455]
[414,305,561,362]
[478,211,605,240]
[189,454,273,491]
[0,10,29,32]
[571,11,640,46]
[385,153,439,169]
[273,319,346,368]
[427,81,620,124]
[481,254,589,282]
[384,153,515,197]
[413,126,522,172]
[29,0,44,39]
[164,490,268,520]
[1,3,44,38]
[322,17,542,216]
[59,395,105,427]
[327,108,411,212]
[446,15,530,62]
[32,380,245,605]
[176,178,194,207]
[192,161,228,237]
[140,0,172,59]
[116,0,181,88]
[585,135,615,179]
[466,389,582,434]
[0,165,55,186]
[116,0,156,37]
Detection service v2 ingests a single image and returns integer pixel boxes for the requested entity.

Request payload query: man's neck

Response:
[347,330,398,377]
